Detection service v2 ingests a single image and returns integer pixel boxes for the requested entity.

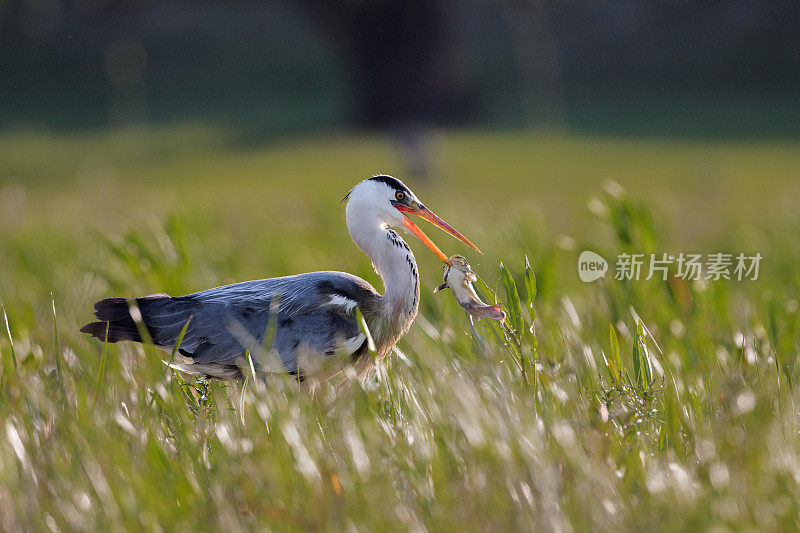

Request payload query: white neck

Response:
[346,209,420,346]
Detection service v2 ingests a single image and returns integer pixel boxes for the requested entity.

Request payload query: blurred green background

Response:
[2,1,799,137]
[2,0,799,277]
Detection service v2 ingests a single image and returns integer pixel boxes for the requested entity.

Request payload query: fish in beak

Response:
[394,203,482,263]
[435,254,505,322]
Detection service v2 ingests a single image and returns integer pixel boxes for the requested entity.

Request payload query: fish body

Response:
[435,255,505,322]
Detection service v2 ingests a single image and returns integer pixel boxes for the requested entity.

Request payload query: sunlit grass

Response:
[1,128,800,529]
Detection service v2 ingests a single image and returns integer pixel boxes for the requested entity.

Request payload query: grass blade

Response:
[608,323,622,381]
[1,302,18,375]
[633,320,652,388]
[355,306,376,356]
[146,316,193,409]
[164,316,193,380]
[92,321,111,409]
[500,262,524,334]
[51,293,65,395]
[524,255,537,309]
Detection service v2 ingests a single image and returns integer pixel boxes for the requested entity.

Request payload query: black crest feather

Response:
[369,175,411,194]
[342,175,410,204]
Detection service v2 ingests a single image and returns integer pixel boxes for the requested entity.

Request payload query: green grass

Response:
[1,127,800,530]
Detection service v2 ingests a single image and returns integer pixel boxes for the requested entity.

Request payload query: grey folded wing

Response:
[82,271,379,374]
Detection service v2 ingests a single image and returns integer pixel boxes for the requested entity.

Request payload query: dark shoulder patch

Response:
[316,278,379,310]
[369,175,410,194]
[239,306,257,320]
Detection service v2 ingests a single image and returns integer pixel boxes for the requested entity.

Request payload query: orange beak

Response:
[395,204,482,263]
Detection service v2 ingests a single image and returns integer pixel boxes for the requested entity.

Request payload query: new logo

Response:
[578,251,608,282]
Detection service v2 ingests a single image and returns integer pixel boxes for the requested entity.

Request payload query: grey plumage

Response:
[81,271,379,378]
[80,175,476,382]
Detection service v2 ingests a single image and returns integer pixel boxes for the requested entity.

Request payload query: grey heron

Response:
[80,175,481,380]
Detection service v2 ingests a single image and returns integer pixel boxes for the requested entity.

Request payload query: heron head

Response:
[345,175,482,263]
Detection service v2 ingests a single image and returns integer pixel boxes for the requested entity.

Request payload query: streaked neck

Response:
[347,218,420,347]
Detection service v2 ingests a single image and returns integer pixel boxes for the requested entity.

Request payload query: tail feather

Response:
[80,296,169,343]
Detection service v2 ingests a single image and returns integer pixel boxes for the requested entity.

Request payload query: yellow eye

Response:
[395,191,405,201]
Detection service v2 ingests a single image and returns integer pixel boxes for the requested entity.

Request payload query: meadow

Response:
[2,126,800,530]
